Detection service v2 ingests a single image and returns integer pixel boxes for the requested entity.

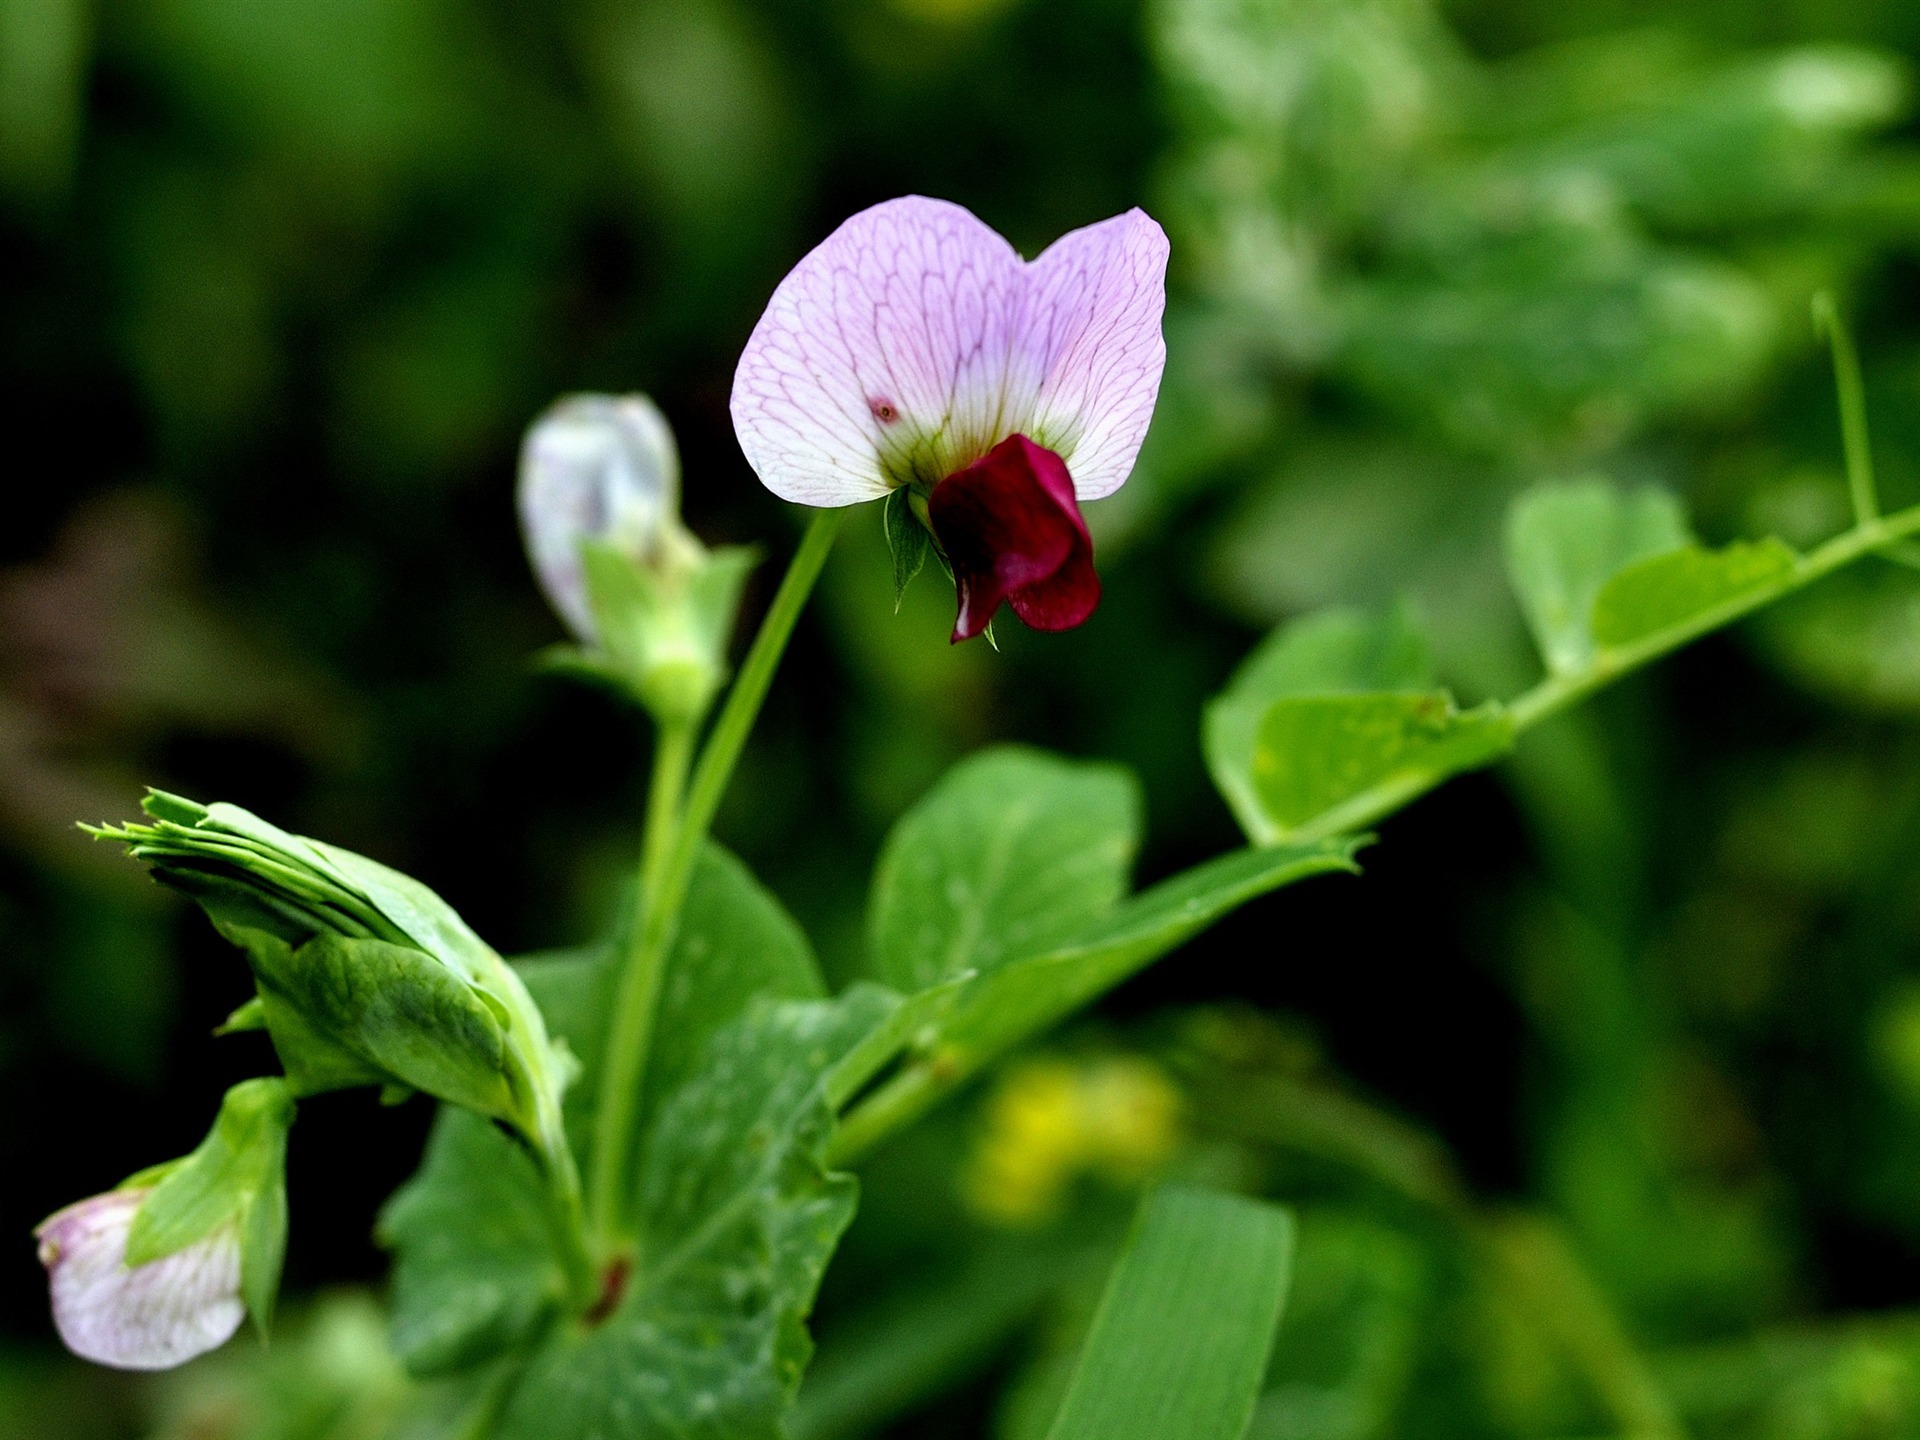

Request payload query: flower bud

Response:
[518,393,692,644]
[90,795,574,1174]
[517,391,757,725]
[37,1079,294,1371]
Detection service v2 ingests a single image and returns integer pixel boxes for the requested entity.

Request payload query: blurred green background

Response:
[11,0,1920,1434]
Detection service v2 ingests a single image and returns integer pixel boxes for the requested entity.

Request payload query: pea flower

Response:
[731,196,1169,642]
[36,1189,245,1370]
[36,1078,294,1372]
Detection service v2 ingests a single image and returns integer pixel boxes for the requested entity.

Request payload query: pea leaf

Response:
[1249,695,1514,840]
[492,989,895,1440]
[1591,537,1801,652]
[526,843,827,1160]
[1204,607,1432,843]
[381,842,828,1380]
[924,840,1362,1082]
[378,1109,562,1377]
[1044,1187,1295,1440]
[867,747,1141,992]
[93,794,568,1146]
[1505,480,1690,675]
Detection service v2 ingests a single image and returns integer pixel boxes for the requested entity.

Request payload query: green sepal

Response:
[883,487,930,609]
[124,1078,295,1338]
[579,537,760,723]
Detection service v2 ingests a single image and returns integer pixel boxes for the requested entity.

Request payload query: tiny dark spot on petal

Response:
[869,397,900,424]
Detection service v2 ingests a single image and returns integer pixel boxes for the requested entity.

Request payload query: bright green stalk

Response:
[587,507,844,1246]
[1812,292,1877,525]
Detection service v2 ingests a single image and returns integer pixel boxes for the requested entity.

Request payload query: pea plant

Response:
[32,198,1916,1440]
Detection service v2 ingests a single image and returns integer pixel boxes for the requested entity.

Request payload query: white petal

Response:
[37,1190,245,1371]
[1020,209,1171,501]
[731,195,1030,506]
[518,393,682,642]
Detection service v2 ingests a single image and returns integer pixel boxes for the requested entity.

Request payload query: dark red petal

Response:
[927,435,1101,643]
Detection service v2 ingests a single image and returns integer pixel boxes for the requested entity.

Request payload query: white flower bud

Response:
[36,1189,244,1371]
[518,393,686,643]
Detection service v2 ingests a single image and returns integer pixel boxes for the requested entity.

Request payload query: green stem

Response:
[587,507,844,1245]
[1287,500,1920,848]
[1483,1215,1685,1440]
[826,1063,939,1167]
[1814,292,1878,525]
[586,718,694,1242]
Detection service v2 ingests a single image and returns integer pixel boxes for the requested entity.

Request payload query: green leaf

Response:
[1590,537,1800,653]
[1505,480,1690,675]
[381,843,841,1383]
[1205,607,1432,844]
[126,1078,295,1336]
[1044,1187,1295,1440]
[1249,695,1514,840]
[491,990,891,1440]
[521,842,826,1161]
[884,487,930,608]
[868,746,1141,992]
[925,840,1362,1085]
[378,1108,564,1377]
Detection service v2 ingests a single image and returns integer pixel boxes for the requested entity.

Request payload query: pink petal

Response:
[1020,210,1170,501]
[36,1190,244,1371]
[732,196,1027,506]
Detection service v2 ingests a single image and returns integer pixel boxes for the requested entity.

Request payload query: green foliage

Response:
[866,747,1141,992]
[22,0,1920,1435]
[1043,1186,1295,1440]
[883,488,931,608]
[489,991,888,1440]
[92,794,570,1153]
[575,539,761,724]
[1590,538,1802,652]
[1506,481,1691,676]
[1250,694,1513,840]
[1204,607,1433,842]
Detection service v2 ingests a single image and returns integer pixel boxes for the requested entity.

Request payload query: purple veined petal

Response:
[36,1190,245,1371]
[1019,209,1170,501]
[732,197,1169,509]
[731,196,1029,506]
[518,393,682,642]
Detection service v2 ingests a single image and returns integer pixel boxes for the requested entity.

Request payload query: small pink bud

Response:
[36,1189,244,1370]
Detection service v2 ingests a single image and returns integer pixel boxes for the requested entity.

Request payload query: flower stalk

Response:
[587,506,845,1246]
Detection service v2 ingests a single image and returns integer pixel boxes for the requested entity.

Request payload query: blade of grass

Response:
[1044,1186,1295,1440]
